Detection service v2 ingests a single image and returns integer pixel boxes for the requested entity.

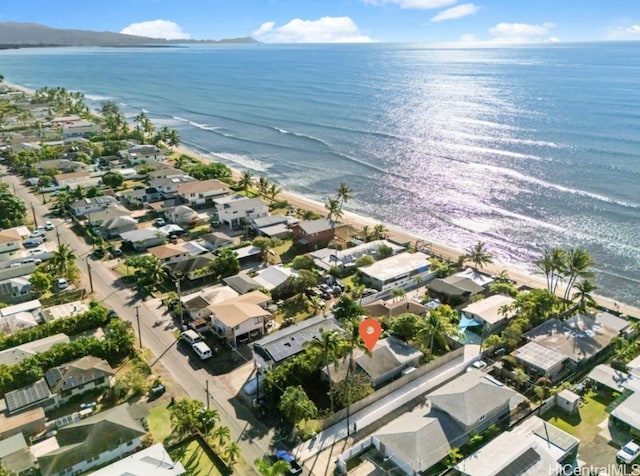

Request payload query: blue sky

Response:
[2,0,640,44]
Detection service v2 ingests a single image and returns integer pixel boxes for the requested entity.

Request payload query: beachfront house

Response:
[176,179,232,207]
[149,175,197,199]
[310,239,405,272]
[119,144,165,165]
[214,195,269,229]
[359,251,433,292]
[291,218,336,251]
[61,120,100,138]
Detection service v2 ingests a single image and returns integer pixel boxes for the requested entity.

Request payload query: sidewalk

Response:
[293,345,477,466]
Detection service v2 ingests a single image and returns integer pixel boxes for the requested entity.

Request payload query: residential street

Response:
[1,167,272,474]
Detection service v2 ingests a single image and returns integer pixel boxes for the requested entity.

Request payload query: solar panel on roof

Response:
[5,379,51,412]
[495,447,541,476]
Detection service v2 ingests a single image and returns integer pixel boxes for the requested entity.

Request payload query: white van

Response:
[192,341,212,360]
[181,330,202,345]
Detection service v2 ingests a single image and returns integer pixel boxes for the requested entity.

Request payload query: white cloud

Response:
[431,3,479,22]
[362,0,457,9]
[609,24,640,40]
[120,19,190,40]
[459,33,477,42]
[252,17,375,43]
[488,22,556,43]
[252,22,276,38]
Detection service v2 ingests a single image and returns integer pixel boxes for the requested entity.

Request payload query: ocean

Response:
[1,42,639,305]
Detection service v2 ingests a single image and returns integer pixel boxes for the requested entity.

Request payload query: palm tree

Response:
[325,197,343,223]
[255,458,291,476]
[372,223,388,240]
[336,182,352,208]
[224,441,241,465]
[308,295,325,316]
[257,176,270,197]
[304,329,346,413]
[211,425,230,448]
[69,185,86,200]
[562,248,596,302]
[52,243,76,278]
[571,279,598,313]
[268,183,282,201]
[238,170,254,192]
[464,241,493,271]
[536,247,567,294]
[361,225,370,242]
[417,312,452,358]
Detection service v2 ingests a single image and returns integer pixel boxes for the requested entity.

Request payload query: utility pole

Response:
[206,380,210,409]
[56,227,61,246]
[86,259,94,294]
[31,202,38,227]
[134,306,142,348]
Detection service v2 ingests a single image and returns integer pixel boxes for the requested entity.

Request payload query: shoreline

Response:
[4,81,639,318]
[174,144,637,314]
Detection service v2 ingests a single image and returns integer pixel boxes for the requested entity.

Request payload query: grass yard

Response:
[148,404,173,443]
[169,438,224,476]
[544,392,612,443]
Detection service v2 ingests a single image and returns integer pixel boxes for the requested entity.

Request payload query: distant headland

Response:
[0,21,258,49]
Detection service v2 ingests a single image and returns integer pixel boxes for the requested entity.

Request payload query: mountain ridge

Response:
[0,22,257,48]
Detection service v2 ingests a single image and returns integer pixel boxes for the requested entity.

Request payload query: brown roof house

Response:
[209,291,272,346]
[291,218,335,251]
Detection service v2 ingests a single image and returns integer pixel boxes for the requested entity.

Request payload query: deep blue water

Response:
[1,42,639,305]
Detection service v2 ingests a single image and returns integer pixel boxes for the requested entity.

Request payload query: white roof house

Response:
[454,415,579,476]
[214,195,269,227]
[87,443,185,476]
[461,294,515,330]
[252,265,298,291]
[359,251,431,291]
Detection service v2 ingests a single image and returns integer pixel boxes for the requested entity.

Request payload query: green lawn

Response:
[148,404,173,443]
[169,439,223,476]
[544,393,611,443]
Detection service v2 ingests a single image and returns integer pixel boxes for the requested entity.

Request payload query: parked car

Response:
[29,248,45,255]
[149,383,166,399]
[44,221,55,230]
[23,239,43,248]
[29,229,46,239]
[110,247,123,258]
[272,450,303,475]
[56,277,69,290]
[617,441,640,464]
[154,218,166,227]
[466,360,487,372]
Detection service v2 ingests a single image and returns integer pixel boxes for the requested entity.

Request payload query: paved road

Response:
[2,168,271,473]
